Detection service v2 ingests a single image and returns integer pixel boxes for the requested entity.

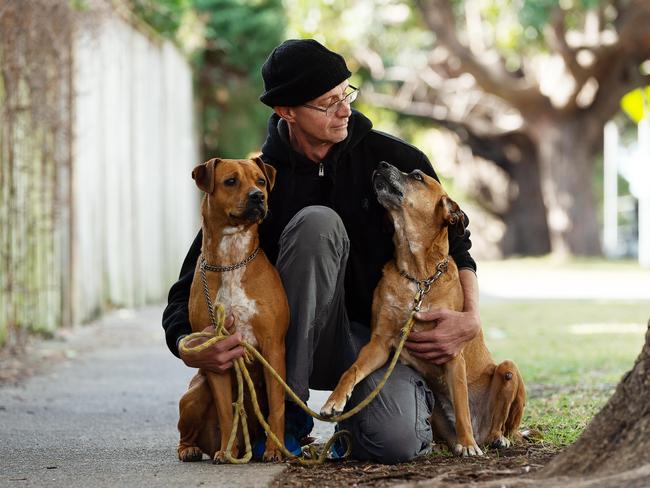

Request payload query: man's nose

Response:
[335,100,352,117]
[248,189,265,203]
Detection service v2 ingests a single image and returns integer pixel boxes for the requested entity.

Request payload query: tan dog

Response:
[177,157,289,463]
[321,161,525,456]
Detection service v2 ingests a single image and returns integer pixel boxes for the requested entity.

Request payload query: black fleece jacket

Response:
[162,110,476,357]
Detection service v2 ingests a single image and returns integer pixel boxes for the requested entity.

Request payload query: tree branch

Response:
[415,0,546,114]
[582,0,650,124]
[544,7,586,85]
[362,87,519,175]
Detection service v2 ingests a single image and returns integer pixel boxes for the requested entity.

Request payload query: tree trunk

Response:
[532,116,602,256]
[439,124,551,256]
[497,132,551,256]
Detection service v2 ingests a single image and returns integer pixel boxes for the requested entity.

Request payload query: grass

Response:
[480,298,649,446]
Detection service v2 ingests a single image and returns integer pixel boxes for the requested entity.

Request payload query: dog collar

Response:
[200,248,260,273]
[399,257,449,312]
[199,249,261,329]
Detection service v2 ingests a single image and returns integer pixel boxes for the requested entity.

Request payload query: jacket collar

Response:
[261,109,373,167]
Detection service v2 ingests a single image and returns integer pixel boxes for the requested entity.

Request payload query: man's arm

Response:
[162,230,202,358]
[404,269,481,364]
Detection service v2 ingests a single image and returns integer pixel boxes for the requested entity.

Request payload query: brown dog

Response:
[321,161,525,456]
[177,157,290,463]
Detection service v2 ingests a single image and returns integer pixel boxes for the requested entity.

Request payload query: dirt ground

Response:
[272,441,561,487]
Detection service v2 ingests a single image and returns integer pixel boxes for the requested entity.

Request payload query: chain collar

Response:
[199,248,260,328]
[200,248,260,273]
[399,257,449,312]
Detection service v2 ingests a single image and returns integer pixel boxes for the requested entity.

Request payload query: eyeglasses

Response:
[303,85,359,116]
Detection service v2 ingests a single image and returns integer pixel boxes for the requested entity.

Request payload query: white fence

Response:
[71,10,199,323]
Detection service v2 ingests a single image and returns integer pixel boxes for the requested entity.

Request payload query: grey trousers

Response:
[276,205,434,464]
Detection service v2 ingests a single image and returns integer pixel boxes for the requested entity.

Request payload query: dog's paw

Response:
[212,450,228,464]
[178,446,203,462]
[320,396,346,418]
[453,443,484,457]
[491,435,511,449]
[263,447,285,462]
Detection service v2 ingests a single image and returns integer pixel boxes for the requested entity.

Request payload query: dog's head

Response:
[191,157,276,226]
[372,161,466,237]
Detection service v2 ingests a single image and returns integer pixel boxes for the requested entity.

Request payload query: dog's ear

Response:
[253,156,277,190]
[441,195,466,236]
[191,158,220,194]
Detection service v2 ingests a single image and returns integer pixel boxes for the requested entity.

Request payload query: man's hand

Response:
[179,315,245,373]
[405,309,480,365]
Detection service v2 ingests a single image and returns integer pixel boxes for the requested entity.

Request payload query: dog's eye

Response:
[257,178,266,187]
[411,171,424,182]
[224,177,237,186]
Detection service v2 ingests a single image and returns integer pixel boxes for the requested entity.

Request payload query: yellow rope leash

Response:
[178,303,416,465]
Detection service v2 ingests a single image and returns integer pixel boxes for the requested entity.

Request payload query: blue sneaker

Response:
[252,432,302,460]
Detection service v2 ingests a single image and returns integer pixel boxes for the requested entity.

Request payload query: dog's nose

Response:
[248,189,265,203]
[378,161,390,169]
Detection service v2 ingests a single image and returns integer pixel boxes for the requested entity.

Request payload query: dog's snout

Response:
[378,161,391,170]
[248,189,265,203]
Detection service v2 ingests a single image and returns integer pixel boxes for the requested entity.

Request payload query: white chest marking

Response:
[215,230,258,347]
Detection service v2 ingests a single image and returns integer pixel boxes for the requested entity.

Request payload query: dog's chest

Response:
[213,231,258,347]
[215,270,258,347]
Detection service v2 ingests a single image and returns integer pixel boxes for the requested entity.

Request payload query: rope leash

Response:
[179,253,447,465]
[179,303,416,465]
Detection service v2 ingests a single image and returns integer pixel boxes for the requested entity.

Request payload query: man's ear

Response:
[191,158,220,194]
[274,106,296,123]
[253,156,277,190]
[441,195,466,236]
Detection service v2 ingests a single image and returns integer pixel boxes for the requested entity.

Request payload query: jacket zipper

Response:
[318,162,324,177]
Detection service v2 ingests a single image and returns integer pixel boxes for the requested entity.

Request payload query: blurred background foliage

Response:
[127,0,650,259]
[129,0,285,157]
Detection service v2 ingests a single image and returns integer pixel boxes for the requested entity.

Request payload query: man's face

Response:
[286,81,353,146]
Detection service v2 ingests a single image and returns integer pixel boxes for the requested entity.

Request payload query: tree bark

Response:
[541,320,650,477]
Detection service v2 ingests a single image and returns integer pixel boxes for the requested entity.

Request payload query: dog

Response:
[321,161,525,456]
[177,157,290,463]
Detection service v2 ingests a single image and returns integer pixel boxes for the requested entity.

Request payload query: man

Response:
[162,39,481,464]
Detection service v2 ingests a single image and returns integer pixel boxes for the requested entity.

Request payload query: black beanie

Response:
[260,39,352,107]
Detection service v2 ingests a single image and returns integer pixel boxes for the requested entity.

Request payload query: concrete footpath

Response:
[0,306,288,487]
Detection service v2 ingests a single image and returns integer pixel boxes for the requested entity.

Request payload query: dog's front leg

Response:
[260,337,286,461]
[206,371,237,463]
[446,355,483,456]
[321,334,391,417]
